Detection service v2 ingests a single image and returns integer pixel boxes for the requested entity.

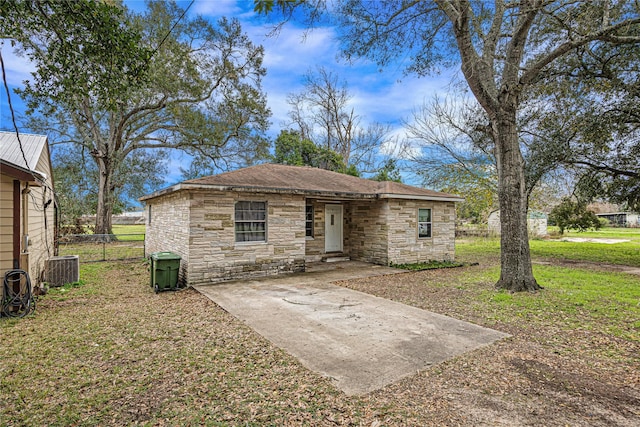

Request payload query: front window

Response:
[418,208,432,238]
[235,201,266,242]
[305,205,314,237]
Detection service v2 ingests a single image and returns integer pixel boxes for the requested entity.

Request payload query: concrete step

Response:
[323,256,351,263]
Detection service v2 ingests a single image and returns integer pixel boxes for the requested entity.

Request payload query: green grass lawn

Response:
[552,226,640,242]
[531,239,640,266]
[455,263,640,341]
[457,227,640,267]
[1,226,638,425]
[111,224,146,240]
[453,227,640,346]
[58,225,146,261]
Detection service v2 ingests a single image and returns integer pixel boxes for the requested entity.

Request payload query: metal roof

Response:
[0,131,48,171]
[0,131,49,183]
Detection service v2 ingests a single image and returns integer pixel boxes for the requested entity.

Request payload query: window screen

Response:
[305,205,314,237]
[235,201,266,242]
[418,208,432,238]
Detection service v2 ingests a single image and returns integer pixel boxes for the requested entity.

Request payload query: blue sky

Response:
[1,0,460,187]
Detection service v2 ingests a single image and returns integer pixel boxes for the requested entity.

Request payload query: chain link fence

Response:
[57,234,145,262]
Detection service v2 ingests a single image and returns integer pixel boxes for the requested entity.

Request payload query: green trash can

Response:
[150,252,181,293]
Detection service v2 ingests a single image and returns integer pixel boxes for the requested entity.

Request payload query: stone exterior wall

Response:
[144,191,191,286]
[345,200,389,264]
[185,190,306,285]
[386,199,457,264]
[304,200,325,262]
[307,198,457,266]
[145,190,458,284]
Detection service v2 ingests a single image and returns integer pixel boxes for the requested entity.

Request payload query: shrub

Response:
[549,198,601,235]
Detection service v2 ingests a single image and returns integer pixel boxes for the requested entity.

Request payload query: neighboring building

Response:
[0,132,56,285]
[487,210,548,238]
[596,212,639,227]
[79,211,146,226]
[141,163,463,286]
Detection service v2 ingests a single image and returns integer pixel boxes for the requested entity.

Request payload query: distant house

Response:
[0,132,56,284]
[141,163,463,285]
[487,210,548,238]
[596,212,639,228]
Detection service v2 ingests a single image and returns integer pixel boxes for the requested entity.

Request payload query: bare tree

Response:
[408,92,570,223]
[407,94,497,222]
[407,94,495,188]
[285,66,394,173]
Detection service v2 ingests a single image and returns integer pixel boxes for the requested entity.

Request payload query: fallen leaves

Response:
[1,259,638,426]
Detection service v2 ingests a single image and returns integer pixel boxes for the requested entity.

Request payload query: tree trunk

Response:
[493,111,542,292]
[95,158,113,235]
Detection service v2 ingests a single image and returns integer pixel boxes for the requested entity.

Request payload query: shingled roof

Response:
[141,163,463,202]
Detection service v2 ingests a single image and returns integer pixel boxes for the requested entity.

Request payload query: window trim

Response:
[417,208,432,239]
[305,205,314,238]
[234,200,267,243]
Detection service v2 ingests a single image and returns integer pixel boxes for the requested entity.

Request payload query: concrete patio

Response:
[195,261,509,395]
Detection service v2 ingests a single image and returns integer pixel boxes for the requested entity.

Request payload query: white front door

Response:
[325,204,343,252]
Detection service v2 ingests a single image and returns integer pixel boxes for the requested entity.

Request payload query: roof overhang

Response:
[140,183,380,202]
[596,212,637,216]
[378,193,465,202]
[141,183,464,203]
[0,160,45,186]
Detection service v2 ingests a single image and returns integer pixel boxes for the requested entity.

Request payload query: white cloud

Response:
[263,88,292,132]
[189,8,465,146]
[244,23,346,136]
[258,26,340,71]
[0,42,36,86]
[191,0,244,18]
[352,72,459,124]
[250,22,462,141]
[163,150,192,184]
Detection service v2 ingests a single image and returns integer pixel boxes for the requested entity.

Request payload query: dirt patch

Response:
[554,237,631,244]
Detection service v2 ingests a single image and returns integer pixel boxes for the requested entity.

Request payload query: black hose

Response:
[2,269,35,318]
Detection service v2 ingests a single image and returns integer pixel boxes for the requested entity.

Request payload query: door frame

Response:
[324,204,343,253]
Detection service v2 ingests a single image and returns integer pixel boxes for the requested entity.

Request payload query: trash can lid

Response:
[150,251,181,260]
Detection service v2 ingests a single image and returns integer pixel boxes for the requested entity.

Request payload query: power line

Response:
[0,45,31,171]
[145,0,195,69]
[1,0,195,175]
[69,0,196,145]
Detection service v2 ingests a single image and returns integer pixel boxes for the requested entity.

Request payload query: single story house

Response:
[596,212,639,228]
[141,163,463,286]
[0,132,56,285]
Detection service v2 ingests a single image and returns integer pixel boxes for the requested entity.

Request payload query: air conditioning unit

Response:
[45,255,80,287]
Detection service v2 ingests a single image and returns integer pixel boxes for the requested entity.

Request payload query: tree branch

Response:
[570,160,640,178]
[520,16,640,86]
